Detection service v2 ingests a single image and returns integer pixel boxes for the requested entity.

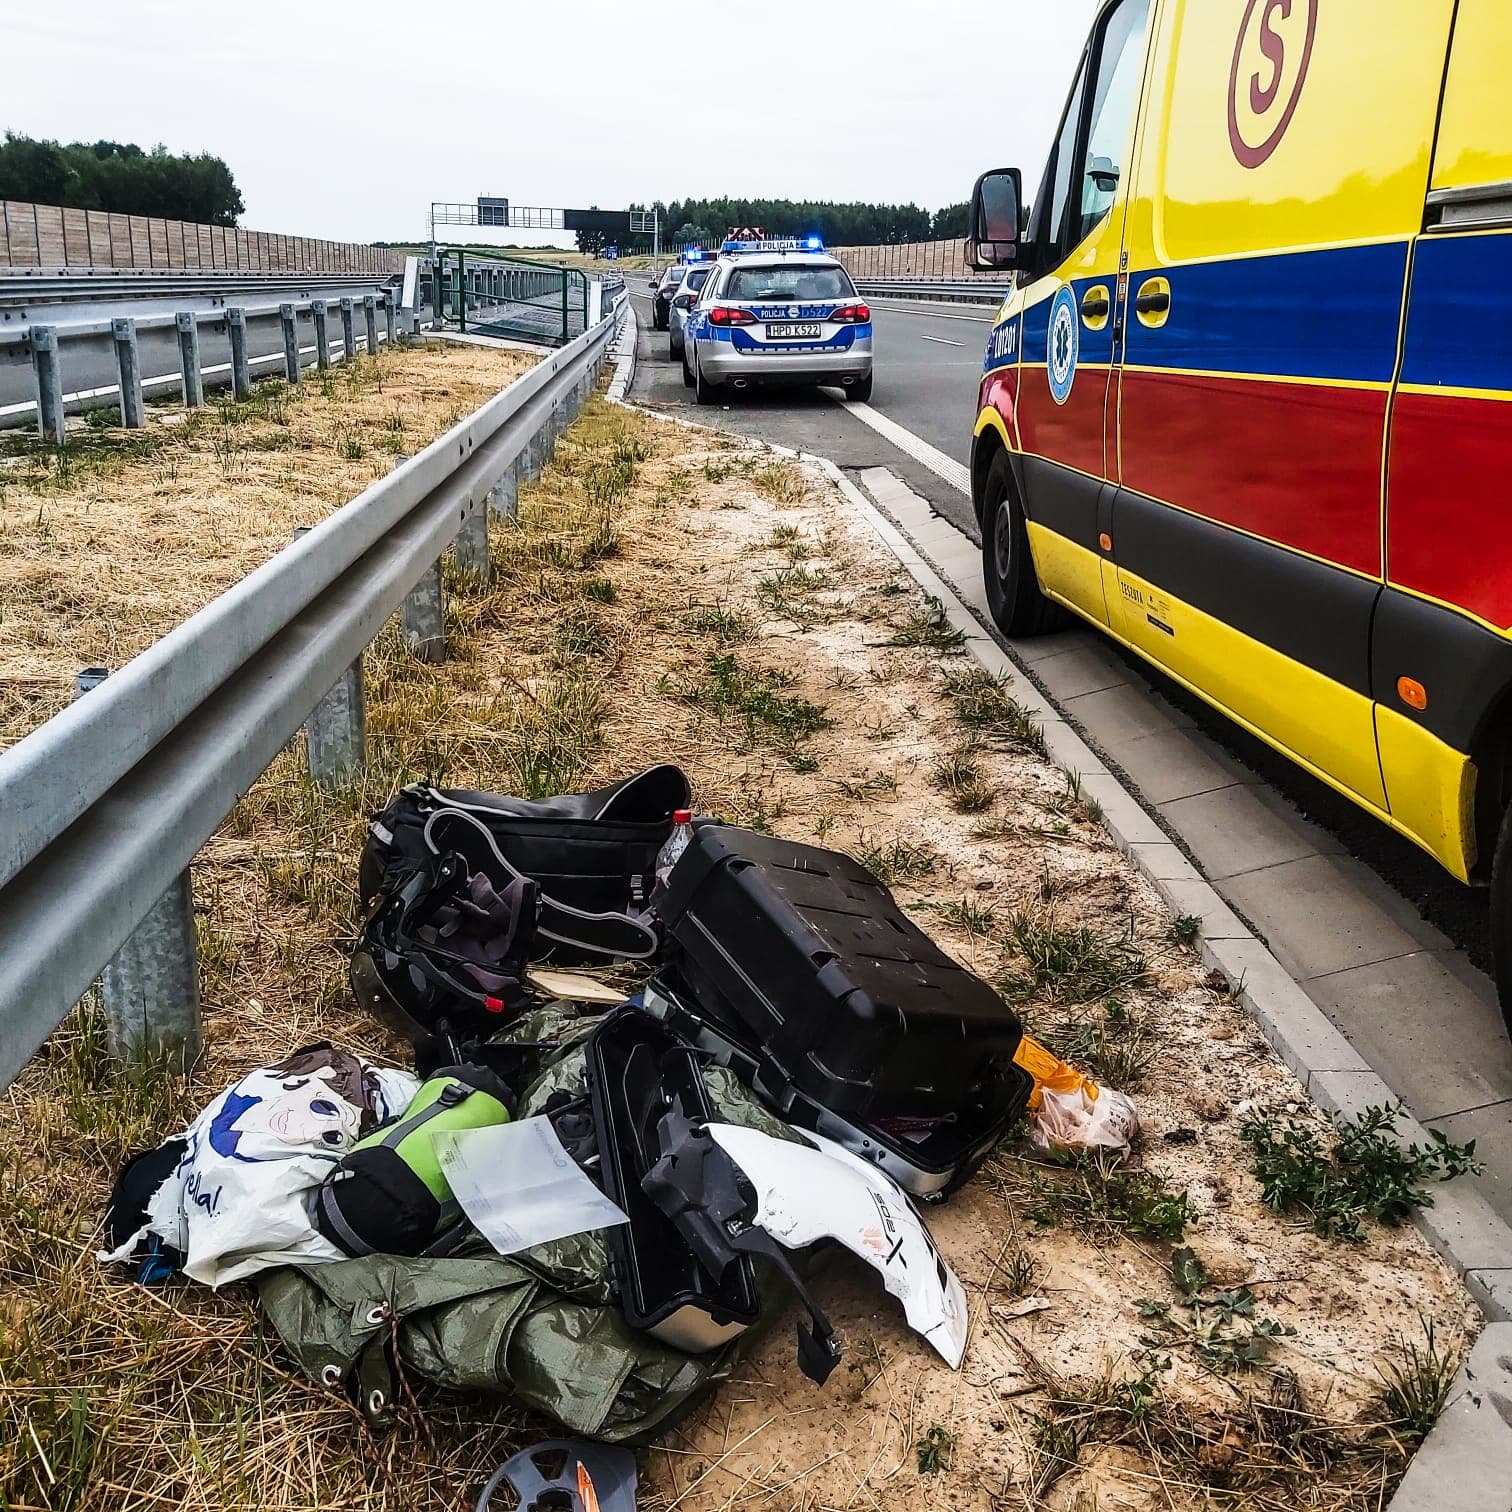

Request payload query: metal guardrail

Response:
[855,278,1010,305]
[0,303,625,1092]
[0,269,399,314]
[1,284,403,434]
[428,250,594,347]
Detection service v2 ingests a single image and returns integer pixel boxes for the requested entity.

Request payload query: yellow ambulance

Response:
[966,0,1512,1017]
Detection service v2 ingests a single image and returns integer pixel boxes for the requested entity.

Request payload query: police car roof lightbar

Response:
[681,246,708,262]
[719,236,825,254]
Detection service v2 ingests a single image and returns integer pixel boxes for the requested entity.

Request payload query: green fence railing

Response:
[429,249,590,346]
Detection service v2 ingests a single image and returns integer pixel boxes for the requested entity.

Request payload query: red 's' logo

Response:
[1228,0,1318,169]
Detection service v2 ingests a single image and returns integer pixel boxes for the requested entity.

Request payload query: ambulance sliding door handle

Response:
[1080,288,1110,319]
[1134,277,1172,330]
[1134,288,1170,315]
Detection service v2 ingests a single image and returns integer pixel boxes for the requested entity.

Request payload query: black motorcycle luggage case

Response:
[655,826,1028,1126]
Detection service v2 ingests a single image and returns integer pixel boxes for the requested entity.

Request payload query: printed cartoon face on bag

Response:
[206,1046,384,1163]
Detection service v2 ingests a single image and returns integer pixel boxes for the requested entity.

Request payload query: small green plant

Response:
[929,747,994,813]
[1003,908,1149,1004]
[885,595,967,652]
[581,576,618,603]
[933,896,997,936]
[1375,1319,1457,1445]
[668,651,830,750]
[757,563,832,626]
[1167,913,1202,949]
[915,1423,955,1476]
[85,405,121,430]
[1134,1246,1294,1372]
[839,770,898,803]
[853,835,939,885]
[998,1244,1042,1297]
[941,666,1045,750]
[1019,1156,1190,1242]
[1240,1103,1480,1242]
[684,602,751,643]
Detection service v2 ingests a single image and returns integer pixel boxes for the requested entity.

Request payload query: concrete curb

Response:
[606,306,637,404]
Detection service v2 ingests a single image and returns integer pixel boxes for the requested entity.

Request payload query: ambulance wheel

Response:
[1489,805,1512,1037]
[694,356,718,405]
[981,449,1064,636]
[847,374,873,403]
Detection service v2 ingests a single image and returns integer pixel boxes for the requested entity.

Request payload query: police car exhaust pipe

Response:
[732,377,749,388]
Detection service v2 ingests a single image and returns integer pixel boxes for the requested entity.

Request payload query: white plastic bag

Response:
[1028,1084,1141,1154]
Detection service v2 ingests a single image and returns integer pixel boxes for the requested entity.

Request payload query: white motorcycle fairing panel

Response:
[706,1122,968,1368]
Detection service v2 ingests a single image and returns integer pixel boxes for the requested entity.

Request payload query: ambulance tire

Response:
[1489,805,1512,1036]
[981,450,1064,637]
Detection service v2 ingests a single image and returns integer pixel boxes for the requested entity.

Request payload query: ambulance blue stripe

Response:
[1400,230,1512,393]
[1016,243,1407,385]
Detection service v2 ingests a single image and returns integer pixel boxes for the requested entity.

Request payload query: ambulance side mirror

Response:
[967,168,1023,272]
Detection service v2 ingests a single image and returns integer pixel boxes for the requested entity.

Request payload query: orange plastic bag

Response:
[1013,1034,1140,1153]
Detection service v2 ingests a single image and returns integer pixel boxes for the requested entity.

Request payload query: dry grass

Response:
[0,392,1479,1511]
[0,340,534,752]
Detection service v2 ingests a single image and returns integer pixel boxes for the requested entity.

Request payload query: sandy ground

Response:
[0,387,1480,1512]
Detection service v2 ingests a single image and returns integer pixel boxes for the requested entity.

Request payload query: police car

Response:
[681,238,873,404]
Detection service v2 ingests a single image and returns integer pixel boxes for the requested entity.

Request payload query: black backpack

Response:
[358,765,690,964]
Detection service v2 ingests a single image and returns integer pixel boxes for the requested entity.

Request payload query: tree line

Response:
[0,133,245,227]
[620,197,969,254]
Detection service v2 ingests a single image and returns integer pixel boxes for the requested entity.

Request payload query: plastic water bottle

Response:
[656,809,694,887]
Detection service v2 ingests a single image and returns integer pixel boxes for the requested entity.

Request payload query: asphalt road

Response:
[625,285,1496,979]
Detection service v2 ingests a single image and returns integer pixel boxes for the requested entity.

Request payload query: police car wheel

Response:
[682,351,695,388]
[981,450,1064,637]
[847,374,873,403]
[1490,806,1512,1036]
[694,355,718,405]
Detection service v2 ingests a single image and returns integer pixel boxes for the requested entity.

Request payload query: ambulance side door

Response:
[1109,0,1456,812]
[1377,0,1512,880]
[1012,0,1154,630]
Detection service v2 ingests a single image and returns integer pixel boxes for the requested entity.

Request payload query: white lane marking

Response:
[918,334,965,347]
[868,299,995,324]
[827,396,971,496]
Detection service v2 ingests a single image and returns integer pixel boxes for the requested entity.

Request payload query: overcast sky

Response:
[6,1,1098,247]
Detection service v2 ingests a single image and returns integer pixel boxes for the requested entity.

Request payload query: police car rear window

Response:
[684,269,710,289]
[725,264,854,301]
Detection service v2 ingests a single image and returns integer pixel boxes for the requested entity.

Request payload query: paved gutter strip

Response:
[596,329,1512,1502]
[1387,1323,1512,1512]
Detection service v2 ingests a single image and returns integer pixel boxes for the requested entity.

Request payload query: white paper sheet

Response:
[436,1116,629,1255]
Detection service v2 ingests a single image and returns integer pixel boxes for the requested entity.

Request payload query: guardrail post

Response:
[31,325,65,442]
[339,297,356,361]
[455,496,491,583]
[290,526,368,784]
[112,318,144,428]
[383,288,397,345]
[75,667,203,1072]
[457,253,467,335]
[560,271,569,345]
[280,303,301,382]
[363,294,378,355]
[175,312,203,407]
[312,300,330,370]
[431,263,444,329]
[227,307,252,399]
[489,456,520,519]
[402,559,445,662]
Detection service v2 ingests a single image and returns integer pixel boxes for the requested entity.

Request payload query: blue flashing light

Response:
[719,236,824,254]
[681,246,707,263]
